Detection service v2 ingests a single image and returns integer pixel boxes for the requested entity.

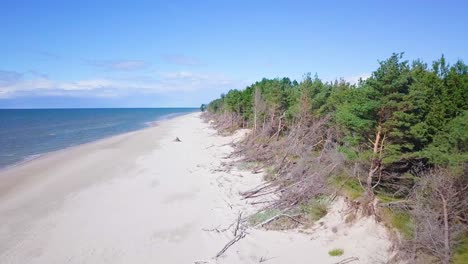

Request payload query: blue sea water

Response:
[0,108,197,169]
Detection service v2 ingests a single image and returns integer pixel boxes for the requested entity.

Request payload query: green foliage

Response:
[207,98,224,113]
[338,145,358,160]
[328,248,344,256]
[424,110,468,169]
[206,54,467,261]
[207,54,467,173]
[330,175,364,200]
[207,52,466,194]
[336,53,415,166]
[200,104,207,112]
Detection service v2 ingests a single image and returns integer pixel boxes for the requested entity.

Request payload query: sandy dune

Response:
[0,113,392,263]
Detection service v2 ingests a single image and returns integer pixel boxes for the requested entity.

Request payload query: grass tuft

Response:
[330,175,364,200]
[328,248,344,256]
[380,208,413,239]
[248,209,281,226]
[300,196,329,221]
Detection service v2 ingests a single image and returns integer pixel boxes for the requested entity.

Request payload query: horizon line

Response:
[0,107,200,110]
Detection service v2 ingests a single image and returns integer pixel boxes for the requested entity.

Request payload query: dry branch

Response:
[333,257,359,264]
[215,231,246,258]
[233,212,242,236]
[241,182,276,198]
[255,214,304,227]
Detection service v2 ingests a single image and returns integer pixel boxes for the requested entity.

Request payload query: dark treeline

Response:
[203,53,467,263]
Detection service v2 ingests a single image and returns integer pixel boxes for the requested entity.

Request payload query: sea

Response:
[0,108,198,169]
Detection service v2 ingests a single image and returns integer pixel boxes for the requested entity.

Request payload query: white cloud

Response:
[60,79,114,90]
[0,70,246,99]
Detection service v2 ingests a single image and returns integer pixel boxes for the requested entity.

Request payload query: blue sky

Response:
[1,0,467,108]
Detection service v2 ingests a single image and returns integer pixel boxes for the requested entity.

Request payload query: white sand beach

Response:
[0,113,393,264]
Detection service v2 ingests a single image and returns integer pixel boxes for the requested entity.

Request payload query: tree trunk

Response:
[438,190,450,264]
[276,112,285,140]
[254,108,257,134]
[253,87,259,134]
[262,115,266,131]
[366,124,382,196]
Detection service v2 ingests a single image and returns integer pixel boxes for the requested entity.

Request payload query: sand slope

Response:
[0,113,392,263]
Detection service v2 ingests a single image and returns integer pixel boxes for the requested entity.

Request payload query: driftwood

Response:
[233,212,242,236]
[202,220,236,233]
[259,256,276,262]
[215,212,247,258]
[215,231,246,258]
[250,200,275,205]
[248,175,315,200]
[241,182,276,198]
[202,226,222,233]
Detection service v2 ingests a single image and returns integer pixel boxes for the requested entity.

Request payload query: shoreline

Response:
[0,112,392,263]
[0,112,195,203]
[0,111,196,174]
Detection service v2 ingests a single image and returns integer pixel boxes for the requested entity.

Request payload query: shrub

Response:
[328,248,344,256]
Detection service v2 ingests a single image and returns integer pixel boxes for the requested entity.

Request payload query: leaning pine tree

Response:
[335,53,412,211]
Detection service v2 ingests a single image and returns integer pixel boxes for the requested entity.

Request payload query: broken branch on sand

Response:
[215,212,247,258]
[215,231,246,258]
[240,182,276,199]
[233,212,242,236]
[255,213,304,227]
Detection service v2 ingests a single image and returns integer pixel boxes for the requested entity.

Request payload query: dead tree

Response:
[411,169,468,264]
[253,87,266,135]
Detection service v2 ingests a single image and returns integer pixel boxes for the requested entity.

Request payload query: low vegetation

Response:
[248,209,282,226]
[453,233,468,264]
[300,196,329,221]
[380,208,413,240]
[328,248,344,256]
[203,53,467,263]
